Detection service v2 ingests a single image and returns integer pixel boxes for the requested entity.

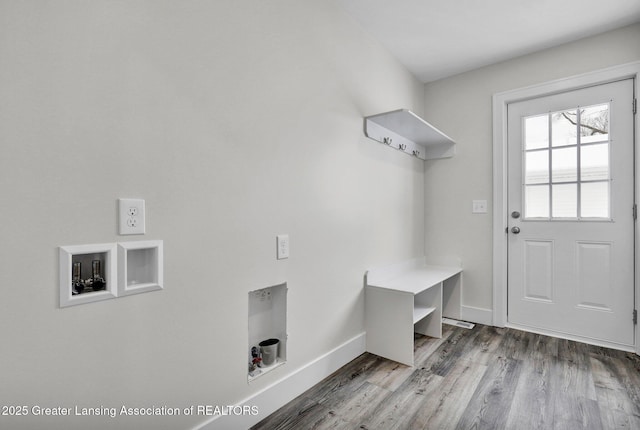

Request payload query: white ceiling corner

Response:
[336,0,640,82]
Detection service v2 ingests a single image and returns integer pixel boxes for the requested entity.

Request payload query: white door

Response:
[507,79,635,348]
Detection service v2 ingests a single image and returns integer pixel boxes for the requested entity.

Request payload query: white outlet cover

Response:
[119,198,146,235]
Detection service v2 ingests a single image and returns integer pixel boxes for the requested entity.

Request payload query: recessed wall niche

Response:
[118,240,163,297]
[59,240,163,308]
[59,243,117,307]
[248,283,287,381]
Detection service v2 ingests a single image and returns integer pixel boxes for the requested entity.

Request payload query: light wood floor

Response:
[251,324,640,430]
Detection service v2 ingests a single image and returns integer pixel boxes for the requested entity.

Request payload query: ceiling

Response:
[336,0,640,83]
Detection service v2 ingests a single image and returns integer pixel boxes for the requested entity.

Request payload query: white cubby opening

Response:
[248,283,287,381]
[118,240,163,297]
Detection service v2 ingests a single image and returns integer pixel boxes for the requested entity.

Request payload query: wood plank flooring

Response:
[251,324,640,430]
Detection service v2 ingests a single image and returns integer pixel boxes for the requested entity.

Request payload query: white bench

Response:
[365,258,462,366]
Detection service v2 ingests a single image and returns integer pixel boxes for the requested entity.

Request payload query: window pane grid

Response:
[522,103,610,221]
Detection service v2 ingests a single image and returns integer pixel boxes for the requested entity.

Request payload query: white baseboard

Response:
[461,305,493,326]
[193,307,491,430]
[193,332,366,430]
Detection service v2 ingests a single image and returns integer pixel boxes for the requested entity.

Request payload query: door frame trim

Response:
[492,61,640,353]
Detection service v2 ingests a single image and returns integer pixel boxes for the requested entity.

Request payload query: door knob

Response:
[511,226,521,234]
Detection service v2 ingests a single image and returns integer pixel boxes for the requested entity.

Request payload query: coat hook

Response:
[383,137,392,145]
[398,143,407,151]
[412,150,420,157]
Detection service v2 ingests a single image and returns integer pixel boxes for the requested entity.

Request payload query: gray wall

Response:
[423,23,640,314]
[0,1,425,429]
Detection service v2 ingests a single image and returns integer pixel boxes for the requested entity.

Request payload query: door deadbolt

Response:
[511,211,521,219]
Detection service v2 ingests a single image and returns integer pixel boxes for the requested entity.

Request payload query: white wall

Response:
[0,1,425,429]
[423,23,640,315]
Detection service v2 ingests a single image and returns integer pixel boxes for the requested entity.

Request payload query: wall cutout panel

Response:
[248,283,287,381]
[59,243,117,307]
[117,240,164,297]
[60,241,163,307]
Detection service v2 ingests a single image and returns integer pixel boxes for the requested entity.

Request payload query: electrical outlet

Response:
[276,234,289,260]
[119,198,145,235]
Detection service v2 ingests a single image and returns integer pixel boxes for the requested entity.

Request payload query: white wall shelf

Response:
[59,243,117,308]
[365,257,462,366]
[117,240,163,297]
[364,109,456,160]
[248,283,287,381]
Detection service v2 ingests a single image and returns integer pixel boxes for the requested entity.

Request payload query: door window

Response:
[522,103,610,220]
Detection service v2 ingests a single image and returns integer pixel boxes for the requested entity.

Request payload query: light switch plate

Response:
[472,200,488,214]
[276,234,289,260]
[119,198,146,235]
